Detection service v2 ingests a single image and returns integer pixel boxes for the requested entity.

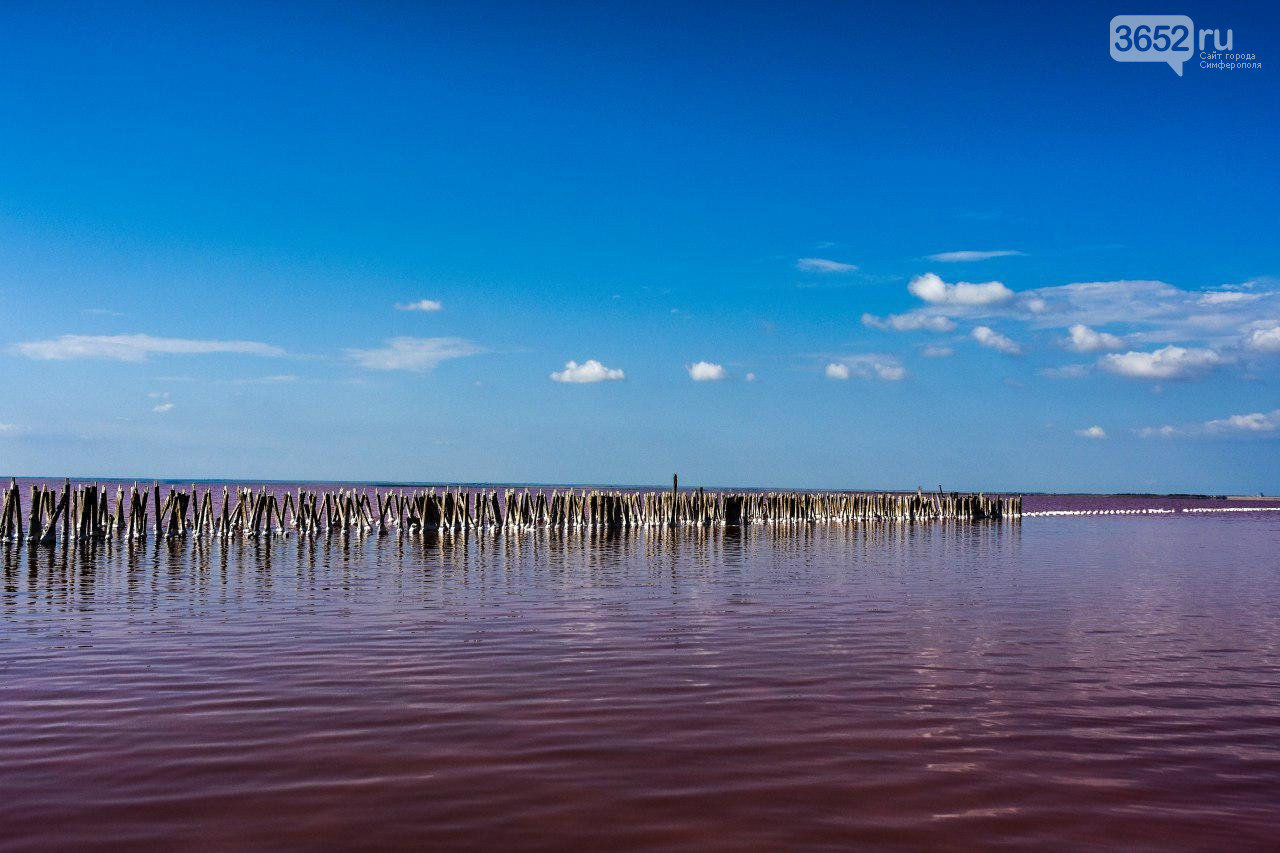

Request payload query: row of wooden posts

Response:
[1,478,1021,546]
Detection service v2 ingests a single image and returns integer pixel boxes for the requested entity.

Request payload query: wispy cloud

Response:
[12,334,284,362]
[862,312,956,332]
[920,344,953,358]
[149,391,173,413]
[909,273,1014,307]
[395,299,443,312]
[1206,409,1280,434]
[796,257,858,273]
[927,250,1023,262]
[687,361,727,381]
[346,337,483,371]
[825,354,906,381]
[1075,425,1107,439]
[229,374,299,385]
[971,325,1021,355]
[1042,364,1091,379]
[889,279,1277,341]
[1099,345,1229,380]
[1138,409,1280,438]
[550,359,625,383]
[1199,291,1259,306]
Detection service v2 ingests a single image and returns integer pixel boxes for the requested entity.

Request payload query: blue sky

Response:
[2,1,1278,492]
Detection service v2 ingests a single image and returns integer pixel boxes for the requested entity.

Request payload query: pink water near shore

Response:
[2,489,1279,849]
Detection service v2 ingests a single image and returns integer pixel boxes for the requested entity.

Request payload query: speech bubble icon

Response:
[1110,15,1195,76]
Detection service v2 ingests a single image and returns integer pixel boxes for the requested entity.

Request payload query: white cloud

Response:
[866,279,1277,365]
[797,257,858,273]
[971,325,1021,355]
[1205,409,1280,434]
[1010,280,1280,341]
[1075,425,1107,439]
[13,334,284,362]
[826,355,906,381]
[149,391,173,413]
[920,344,953,358]
[346,337,483,371]
[1245,324,1280,352]
[1199,291,1259,306]
[1099,345,1229,380]
[550,359,625,383]
[927,250,1023,262]
[0,422,17,433]
[1065,324,1125,352]
[687,361,727,381]
[745,372,757,382]
[1137,409,1280,438]
[908,273,1014,307]
[396,299,443,312]
[861,311,956,332]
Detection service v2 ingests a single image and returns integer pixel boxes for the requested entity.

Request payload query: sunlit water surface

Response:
[3,515,1279,849]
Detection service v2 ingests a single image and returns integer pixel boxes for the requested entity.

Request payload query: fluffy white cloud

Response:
[1245,324,1280,352]
[153,402,174,413]
[745,372,757,382]
[13,334,284,362]
[396,299,443,312]
[1065,324,1125,352]
[1136,425,1180,438]
[1075,425,1106,439]
[550,359,625,383]
[797,257,858,273]
[687,361,727,381]
[927,250,1022,262]
[1204,410,1280,434]
[1099,345,1229,379]
[347,337,483,371]
[826,355,905,381]
[908,273,1014,307]
[861,311,956,332]
[971,325,1021,355]
[920,344,953,358]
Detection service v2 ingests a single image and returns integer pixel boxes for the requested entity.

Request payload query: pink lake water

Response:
[2,487,1279,849]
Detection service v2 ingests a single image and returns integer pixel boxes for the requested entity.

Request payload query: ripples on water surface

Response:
[3,515,1280,849]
